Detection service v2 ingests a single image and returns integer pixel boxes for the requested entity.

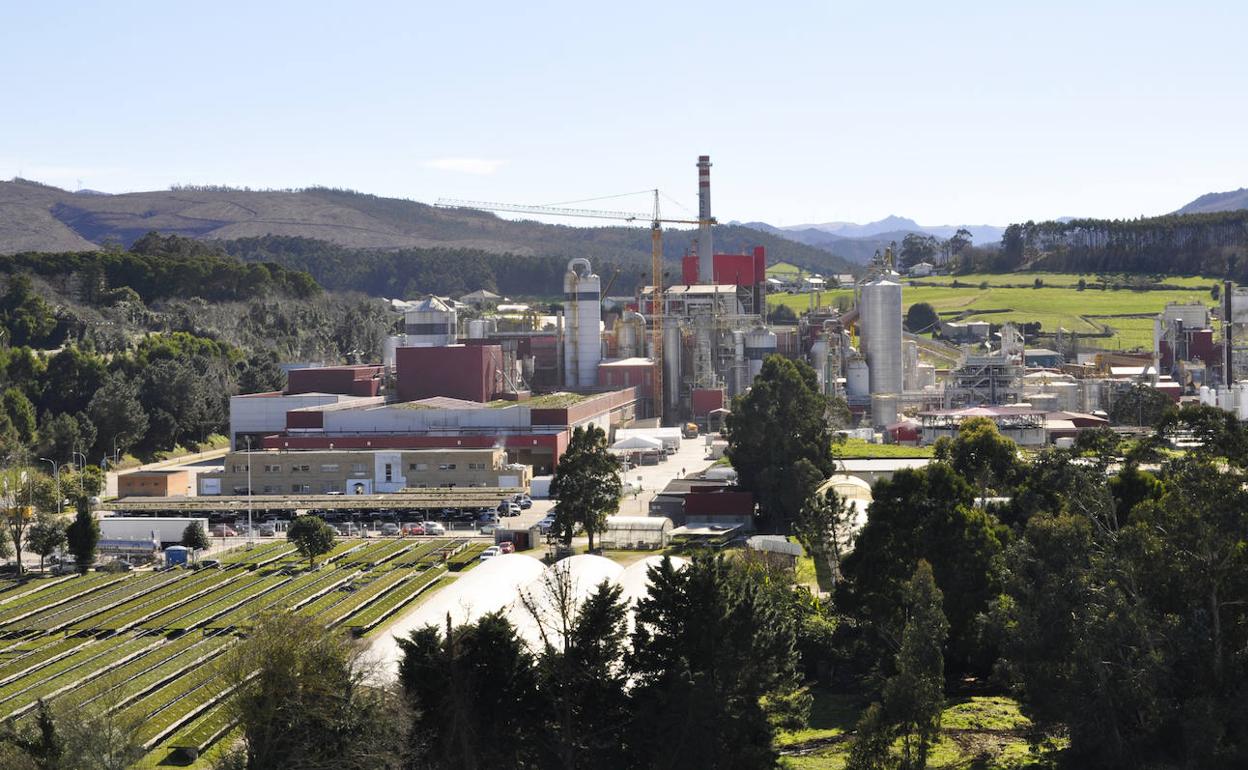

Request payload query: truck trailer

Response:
[99,517,209,548]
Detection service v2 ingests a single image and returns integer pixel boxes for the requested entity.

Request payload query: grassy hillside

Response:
[769,271,1218,351]
[0,180,857,277]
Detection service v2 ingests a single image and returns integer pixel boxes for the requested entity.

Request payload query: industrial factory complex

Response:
[112,155,1248,523]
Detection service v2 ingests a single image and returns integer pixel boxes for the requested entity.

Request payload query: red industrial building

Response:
[287,365,384,397]
[681,246,768,310]
[395,345,504,403]
[597,358,657,409]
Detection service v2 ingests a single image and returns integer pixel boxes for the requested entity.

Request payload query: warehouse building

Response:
[198,447,527,496]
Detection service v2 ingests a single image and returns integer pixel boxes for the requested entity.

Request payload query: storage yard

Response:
[0,537,486,767]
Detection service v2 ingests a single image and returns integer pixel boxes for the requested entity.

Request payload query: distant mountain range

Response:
[0,179,855,276]
[1174,188,1248,215]
[731,217,1006,265]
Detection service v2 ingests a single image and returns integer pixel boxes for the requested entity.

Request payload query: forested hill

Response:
[0,179,856,277]
[978,210,1248,279]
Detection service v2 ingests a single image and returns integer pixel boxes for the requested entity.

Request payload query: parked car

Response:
[99,560,133,573]
[479,545,502,561]
[498,540,516,554]
[512,494,533,509]
[51,563,77,576]
[421,521,446,536]
[497,502,521,517]
[402,523,426,536]
[478,512,500,525]
[380,523,401,536]
[197,559,222,570]
[536,514,557,534]
[258,523,276,537]
[211,525,237,538]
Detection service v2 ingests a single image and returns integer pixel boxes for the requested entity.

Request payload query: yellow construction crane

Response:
[436,191,709,424]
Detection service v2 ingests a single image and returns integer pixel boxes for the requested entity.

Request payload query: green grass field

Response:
[768,272,1219,351]
[777,689,1048,769]
[834,438,933,459]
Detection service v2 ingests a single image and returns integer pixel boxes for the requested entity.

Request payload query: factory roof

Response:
[919,406,1045,418]
[647,284,738,295]
[1024,348,1060,356]
[398,396,488,410]
[600,357,655,367]
[409,296,452,312]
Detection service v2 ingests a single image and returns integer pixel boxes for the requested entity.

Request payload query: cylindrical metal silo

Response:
[846,358,870,397]
[665,323,683,413]
[860,273,903,395]
[616,315,638,358]
[404,296,457,347]
[745,326,777,380]
[917,363,936,390]
[563,258,602,388]
[732,330,747,396]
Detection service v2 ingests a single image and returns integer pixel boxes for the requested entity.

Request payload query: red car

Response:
[402,524,426,536]
[211,525,237,538]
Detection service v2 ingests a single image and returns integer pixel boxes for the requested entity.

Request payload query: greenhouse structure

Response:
[599,515,673,550]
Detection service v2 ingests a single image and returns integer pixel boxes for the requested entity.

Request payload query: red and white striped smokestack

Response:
[697,155,713,284]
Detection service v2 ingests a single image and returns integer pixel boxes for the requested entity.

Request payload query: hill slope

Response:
[1175,188,1248,215]
[0,180,856,276]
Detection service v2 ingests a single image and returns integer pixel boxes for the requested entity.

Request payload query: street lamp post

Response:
[39,458,60,514]
[72,451,87,501]
[244,436,253,548]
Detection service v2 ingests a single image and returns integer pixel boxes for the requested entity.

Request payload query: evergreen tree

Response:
[549,424,621,552]
[286,515,336,568]
[26,518,66,573]
[65,508,99,573]
[726,355,834,532]
[180,520,210,559]
[883,561,948,770]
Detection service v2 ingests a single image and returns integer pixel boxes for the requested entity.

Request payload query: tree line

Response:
[953,210,1248,279]
[723,355,1248,768]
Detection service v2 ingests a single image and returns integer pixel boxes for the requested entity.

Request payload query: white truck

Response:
[99,517,209,547]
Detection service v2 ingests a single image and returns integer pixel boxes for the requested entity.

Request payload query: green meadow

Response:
[768,272,1219,351]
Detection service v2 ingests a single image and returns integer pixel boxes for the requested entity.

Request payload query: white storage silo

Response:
[563,258,602,388]
[846,358,870,397]
[1237,383,1248,420]
[1217,388,1235,412]
[745,326,778,381]
[467,318,496,339]
[383,334,403,370]
[404,296,457,347]
[903,340,919,391]
[860,273,903,395]
[732,330,747,396]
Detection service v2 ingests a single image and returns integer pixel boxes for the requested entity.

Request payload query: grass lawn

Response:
[767,273,1217,351]
[835,438,933,459]
[779,690,1050,769]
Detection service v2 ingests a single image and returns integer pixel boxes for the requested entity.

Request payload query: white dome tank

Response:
[563,259,602,388]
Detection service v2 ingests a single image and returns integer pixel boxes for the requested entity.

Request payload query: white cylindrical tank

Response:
[871,393,898,428]
[383,334,403,370]
[1217,388,1235,411]
[847,358,870,397]
[1200,385,1214,406]
[466,318,496,339]
[616,317,637,358]
[1049,381,1079,412]
[1237,383,1248,420]
[860,273,903,395]
[404,296,457,347]
[745,326,777,380]
[811,338,829,394]
[903,340,919,391]
[1081,380,1102,413]
[917,363,936,390]
[563,258,602,388]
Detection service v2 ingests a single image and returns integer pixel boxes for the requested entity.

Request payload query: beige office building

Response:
[198,447,529,496]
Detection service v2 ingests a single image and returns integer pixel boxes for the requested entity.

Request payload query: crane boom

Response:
[436,192,689,423]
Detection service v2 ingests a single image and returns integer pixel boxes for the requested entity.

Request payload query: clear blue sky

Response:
[2,1,1245,227]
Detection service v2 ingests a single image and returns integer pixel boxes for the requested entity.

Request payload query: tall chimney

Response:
[697,155,713,284]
